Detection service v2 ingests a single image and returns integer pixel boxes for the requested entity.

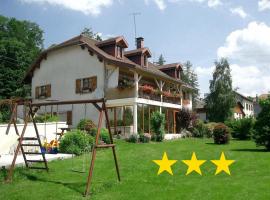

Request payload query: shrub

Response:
[0,105,11,123]
[127,134,138,143]
[59,130,93,155]
[191,120,214,138]
[89,128,111,144]
[35,113,59,123]
[192,120,206,138]
[100,128,110,144]
[150,111,165,142]
[176,110,191,131]
[205,122,218,138]
[139,133,151,143]
[124,107,133,126]
[213,123,230,144]
[253,96,270,150]
[225,118,255,140]
[77,119,96,131]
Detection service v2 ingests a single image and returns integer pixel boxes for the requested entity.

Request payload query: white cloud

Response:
[19,0,113,16]
[195,66,215,76]
[207,0,222,8]
[230,64,270,96]
[258,0,270,11]
[145,0,166,10]
[217,21,270,66]
[213,21,270,96]
[147,0,222,10]
[230,7,247,19]
[190,0,222,8]
[154,0,167,10]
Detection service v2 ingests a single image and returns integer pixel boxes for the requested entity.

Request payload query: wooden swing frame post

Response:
[1,98,120,197]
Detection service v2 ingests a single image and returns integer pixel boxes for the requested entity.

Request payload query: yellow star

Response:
[153,152,177,175]
[211,152,235,175]
[182,152,206,175]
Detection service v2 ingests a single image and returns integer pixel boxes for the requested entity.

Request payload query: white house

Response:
[23,35,193,136]
[234,92,254,119]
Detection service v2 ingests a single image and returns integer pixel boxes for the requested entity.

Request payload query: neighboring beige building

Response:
[234,92,254,119]
[23,35,193,136]
[195,92,254,121]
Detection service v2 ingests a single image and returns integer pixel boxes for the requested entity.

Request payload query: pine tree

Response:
[182,61,199,109]
[157,54,166,65]
[81,27,102,41]
[205,58,235,122]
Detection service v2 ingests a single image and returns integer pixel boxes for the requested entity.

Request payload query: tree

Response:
[81,27,102,41]
[156,54,166,65]
[253,95,270,150]
[182,61,199,109]
[205,58,235,122]
[0,15,44,100]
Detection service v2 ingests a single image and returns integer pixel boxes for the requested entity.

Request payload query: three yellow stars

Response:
[153,152,235,175]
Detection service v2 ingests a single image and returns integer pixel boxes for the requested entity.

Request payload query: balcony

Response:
[138,85,161,101]
[163,96,181,104]
[162,91,181,104]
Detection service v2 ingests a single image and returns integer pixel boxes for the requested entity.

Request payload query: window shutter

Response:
[76,79,81,94]
[46,84,51,97]
[66,111,72,125]
[90,76,97,91]
[35,87,39,99]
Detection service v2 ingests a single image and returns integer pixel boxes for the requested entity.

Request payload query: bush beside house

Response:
[59,130,94,155]
[150,111,165,142]
[77,119,96,131]
[225,118,255,140]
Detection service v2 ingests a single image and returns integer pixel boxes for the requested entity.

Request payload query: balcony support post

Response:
[134,72,142,98]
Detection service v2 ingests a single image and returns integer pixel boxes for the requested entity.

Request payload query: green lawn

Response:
[1,138,270,200]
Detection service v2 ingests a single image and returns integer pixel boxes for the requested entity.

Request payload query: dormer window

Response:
[116,46,123,58]
[96,36,128,58]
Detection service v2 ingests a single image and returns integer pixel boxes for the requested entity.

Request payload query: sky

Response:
[1,0,270,97]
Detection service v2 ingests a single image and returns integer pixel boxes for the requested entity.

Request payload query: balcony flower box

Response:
[139,85,155,94]
[118,76,134,90]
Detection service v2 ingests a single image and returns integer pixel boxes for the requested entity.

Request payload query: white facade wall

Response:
[31,46,117,127]
[242,99,254,117]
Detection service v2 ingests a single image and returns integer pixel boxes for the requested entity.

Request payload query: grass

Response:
[1,138,270,200]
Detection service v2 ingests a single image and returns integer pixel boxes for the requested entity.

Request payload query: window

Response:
[82,78,90,90]
[116,46,122,58]
[144,56,147,67]
[40,86,46,97]
[76,76,97,94]
[35,84,51,99]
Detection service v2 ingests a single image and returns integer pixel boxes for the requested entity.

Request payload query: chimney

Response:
[136,37,144,49]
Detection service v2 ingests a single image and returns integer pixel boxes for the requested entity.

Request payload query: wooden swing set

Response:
[0,98,120,196]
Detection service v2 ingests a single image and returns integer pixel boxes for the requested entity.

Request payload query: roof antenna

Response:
[130,12,141,47]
